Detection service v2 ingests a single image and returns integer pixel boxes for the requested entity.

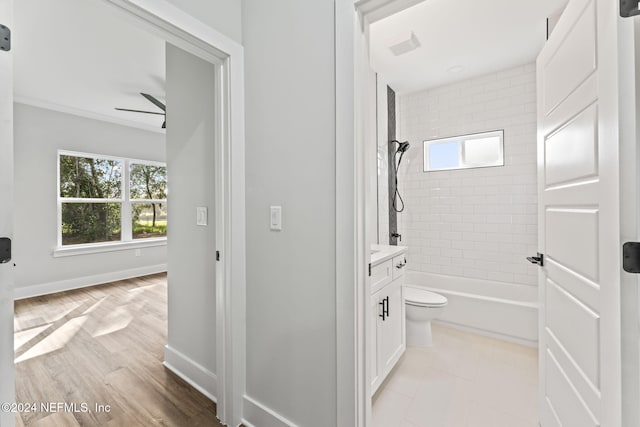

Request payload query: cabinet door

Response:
[379,279,405,378]
[370,293,381,391]
[370,259,392,293]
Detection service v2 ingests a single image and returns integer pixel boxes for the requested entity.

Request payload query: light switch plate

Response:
[270,206,282,231]
[196,207,208,226]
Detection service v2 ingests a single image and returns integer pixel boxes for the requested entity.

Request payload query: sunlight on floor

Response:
[89,307,134,338]
[82,296,109,315]
[129,284,161,292]
[14,324,51,351]
[16,302,81,328]
[14,284,157,364]
[15,315,88,363]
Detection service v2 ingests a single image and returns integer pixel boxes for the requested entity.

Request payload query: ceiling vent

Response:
[389,32,421,56]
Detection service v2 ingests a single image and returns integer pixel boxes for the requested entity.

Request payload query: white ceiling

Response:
[370,0,568,94]
[14,0,166,131]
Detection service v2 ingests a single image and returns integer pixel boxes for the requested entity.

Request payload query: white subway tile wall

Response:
[396,63,538,286]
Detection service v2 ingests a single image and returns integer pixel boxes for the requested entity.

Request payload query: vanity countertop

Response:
[370,244,407,266]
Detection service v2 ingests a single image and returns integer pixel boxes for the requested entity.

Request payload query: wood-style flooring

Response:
[14,273,223,427]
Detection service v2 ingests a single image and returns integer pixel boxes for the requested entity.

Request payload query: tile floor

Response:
[372,324,538,427]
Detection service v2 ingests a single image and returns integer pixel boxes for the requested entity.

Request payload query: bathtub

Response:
[405,271,538,347]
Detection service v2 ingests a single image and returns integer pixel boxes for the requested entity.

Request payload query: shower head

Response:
[398,141,410,152]
[393,140,411,153]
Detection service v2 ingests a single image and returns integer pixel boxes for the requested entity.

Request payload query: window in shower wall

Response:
[423,130,504,172]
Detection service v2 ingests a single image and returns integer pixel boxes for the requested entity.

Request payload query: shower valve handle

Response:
[526,253,544,267]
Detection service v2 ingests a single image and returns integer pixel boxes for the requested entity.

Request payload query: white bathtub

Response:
[405,271,538,347]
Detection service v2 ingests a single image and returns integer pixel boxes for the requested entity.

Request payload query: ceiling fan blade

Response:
[115,108,165,115]
[140,92,166,111]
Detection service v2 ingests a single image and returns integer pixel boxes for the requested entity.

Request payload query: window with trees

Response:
[58,151,167,247]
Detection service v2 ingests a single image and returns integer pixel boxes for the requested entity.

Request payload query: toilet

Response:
[404,287,448,347]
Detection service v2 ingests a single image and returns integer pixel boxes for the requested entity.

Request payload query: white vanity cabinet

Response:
[370,248,407,395]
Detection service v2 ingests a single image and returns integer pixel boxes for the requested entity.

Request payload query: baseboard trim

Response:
[163,345,217,403]
[433,319,538,348]
[242,395,298,427]
[13,264,168,300]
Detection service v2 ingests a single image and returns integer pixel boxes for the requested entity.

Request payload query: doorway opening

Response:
[351,0,640,426]
[346,0,640,426]
[7,0,245,426]
[364,2,556,424]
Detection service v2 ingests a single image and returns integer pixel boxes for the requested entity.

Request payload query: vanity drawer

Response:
[392,255,407,280]
[370,259,393,294]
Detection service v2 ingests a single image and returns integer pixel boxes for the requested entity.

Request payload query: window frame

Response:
[127,159,168,241]
[56,150,167,255]
[423,129,505,172]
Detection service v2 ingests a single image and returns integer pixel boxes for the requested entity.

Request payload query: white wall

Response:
[396,63,538,286]
[13,103,167,298]
[164,44,217,391]
[165,0,242,43]
[242,1,338,426]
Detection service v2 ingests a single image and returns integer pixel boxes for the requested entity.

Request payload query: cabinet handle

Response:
[379,300,386,321]
[395,262,406,269]
[383,296,389,318]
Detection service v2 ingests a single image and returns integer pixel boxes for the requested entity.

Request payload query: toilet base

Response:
[406,318,434,347]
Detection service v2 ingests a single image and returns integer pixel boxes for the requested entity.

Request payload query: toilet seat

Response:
[404,287,448,307]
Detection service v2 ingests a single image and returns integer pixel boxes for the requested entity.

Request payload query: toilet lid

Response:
[404,287,448,307]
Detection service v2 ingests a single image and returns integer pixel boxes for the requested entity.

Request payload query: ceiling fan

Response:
[115,92,166,128]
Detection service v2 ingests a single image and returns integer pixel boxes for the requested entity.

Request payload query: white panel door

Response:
[0,0,15,426]
[537,0,631,425]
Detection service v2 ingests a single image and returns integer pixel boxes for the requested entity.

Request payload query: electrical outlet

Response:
[135,249,141,257]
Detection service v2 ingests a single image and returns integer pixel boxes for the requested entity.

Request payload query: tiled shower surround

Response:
[396,63,538,286]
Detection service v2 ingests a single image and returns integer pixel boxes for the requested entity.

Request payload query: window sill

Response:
[53,238,167,258]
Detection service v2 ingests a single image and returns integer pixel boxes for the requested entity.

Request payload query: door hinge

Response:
[621,0,640,17]
[368,263,372,277]
[526,252,544,267]
[0,238,11,264]
[216,250,220,261]
[623,242,640,273]
[0,25,10,52]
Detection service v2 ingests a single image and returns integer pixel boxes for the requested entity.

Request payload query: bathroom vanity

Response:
[369,244,407,395]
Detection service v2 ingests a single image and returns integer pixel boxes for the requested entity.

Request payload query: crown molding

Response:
[14,96,165,134]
